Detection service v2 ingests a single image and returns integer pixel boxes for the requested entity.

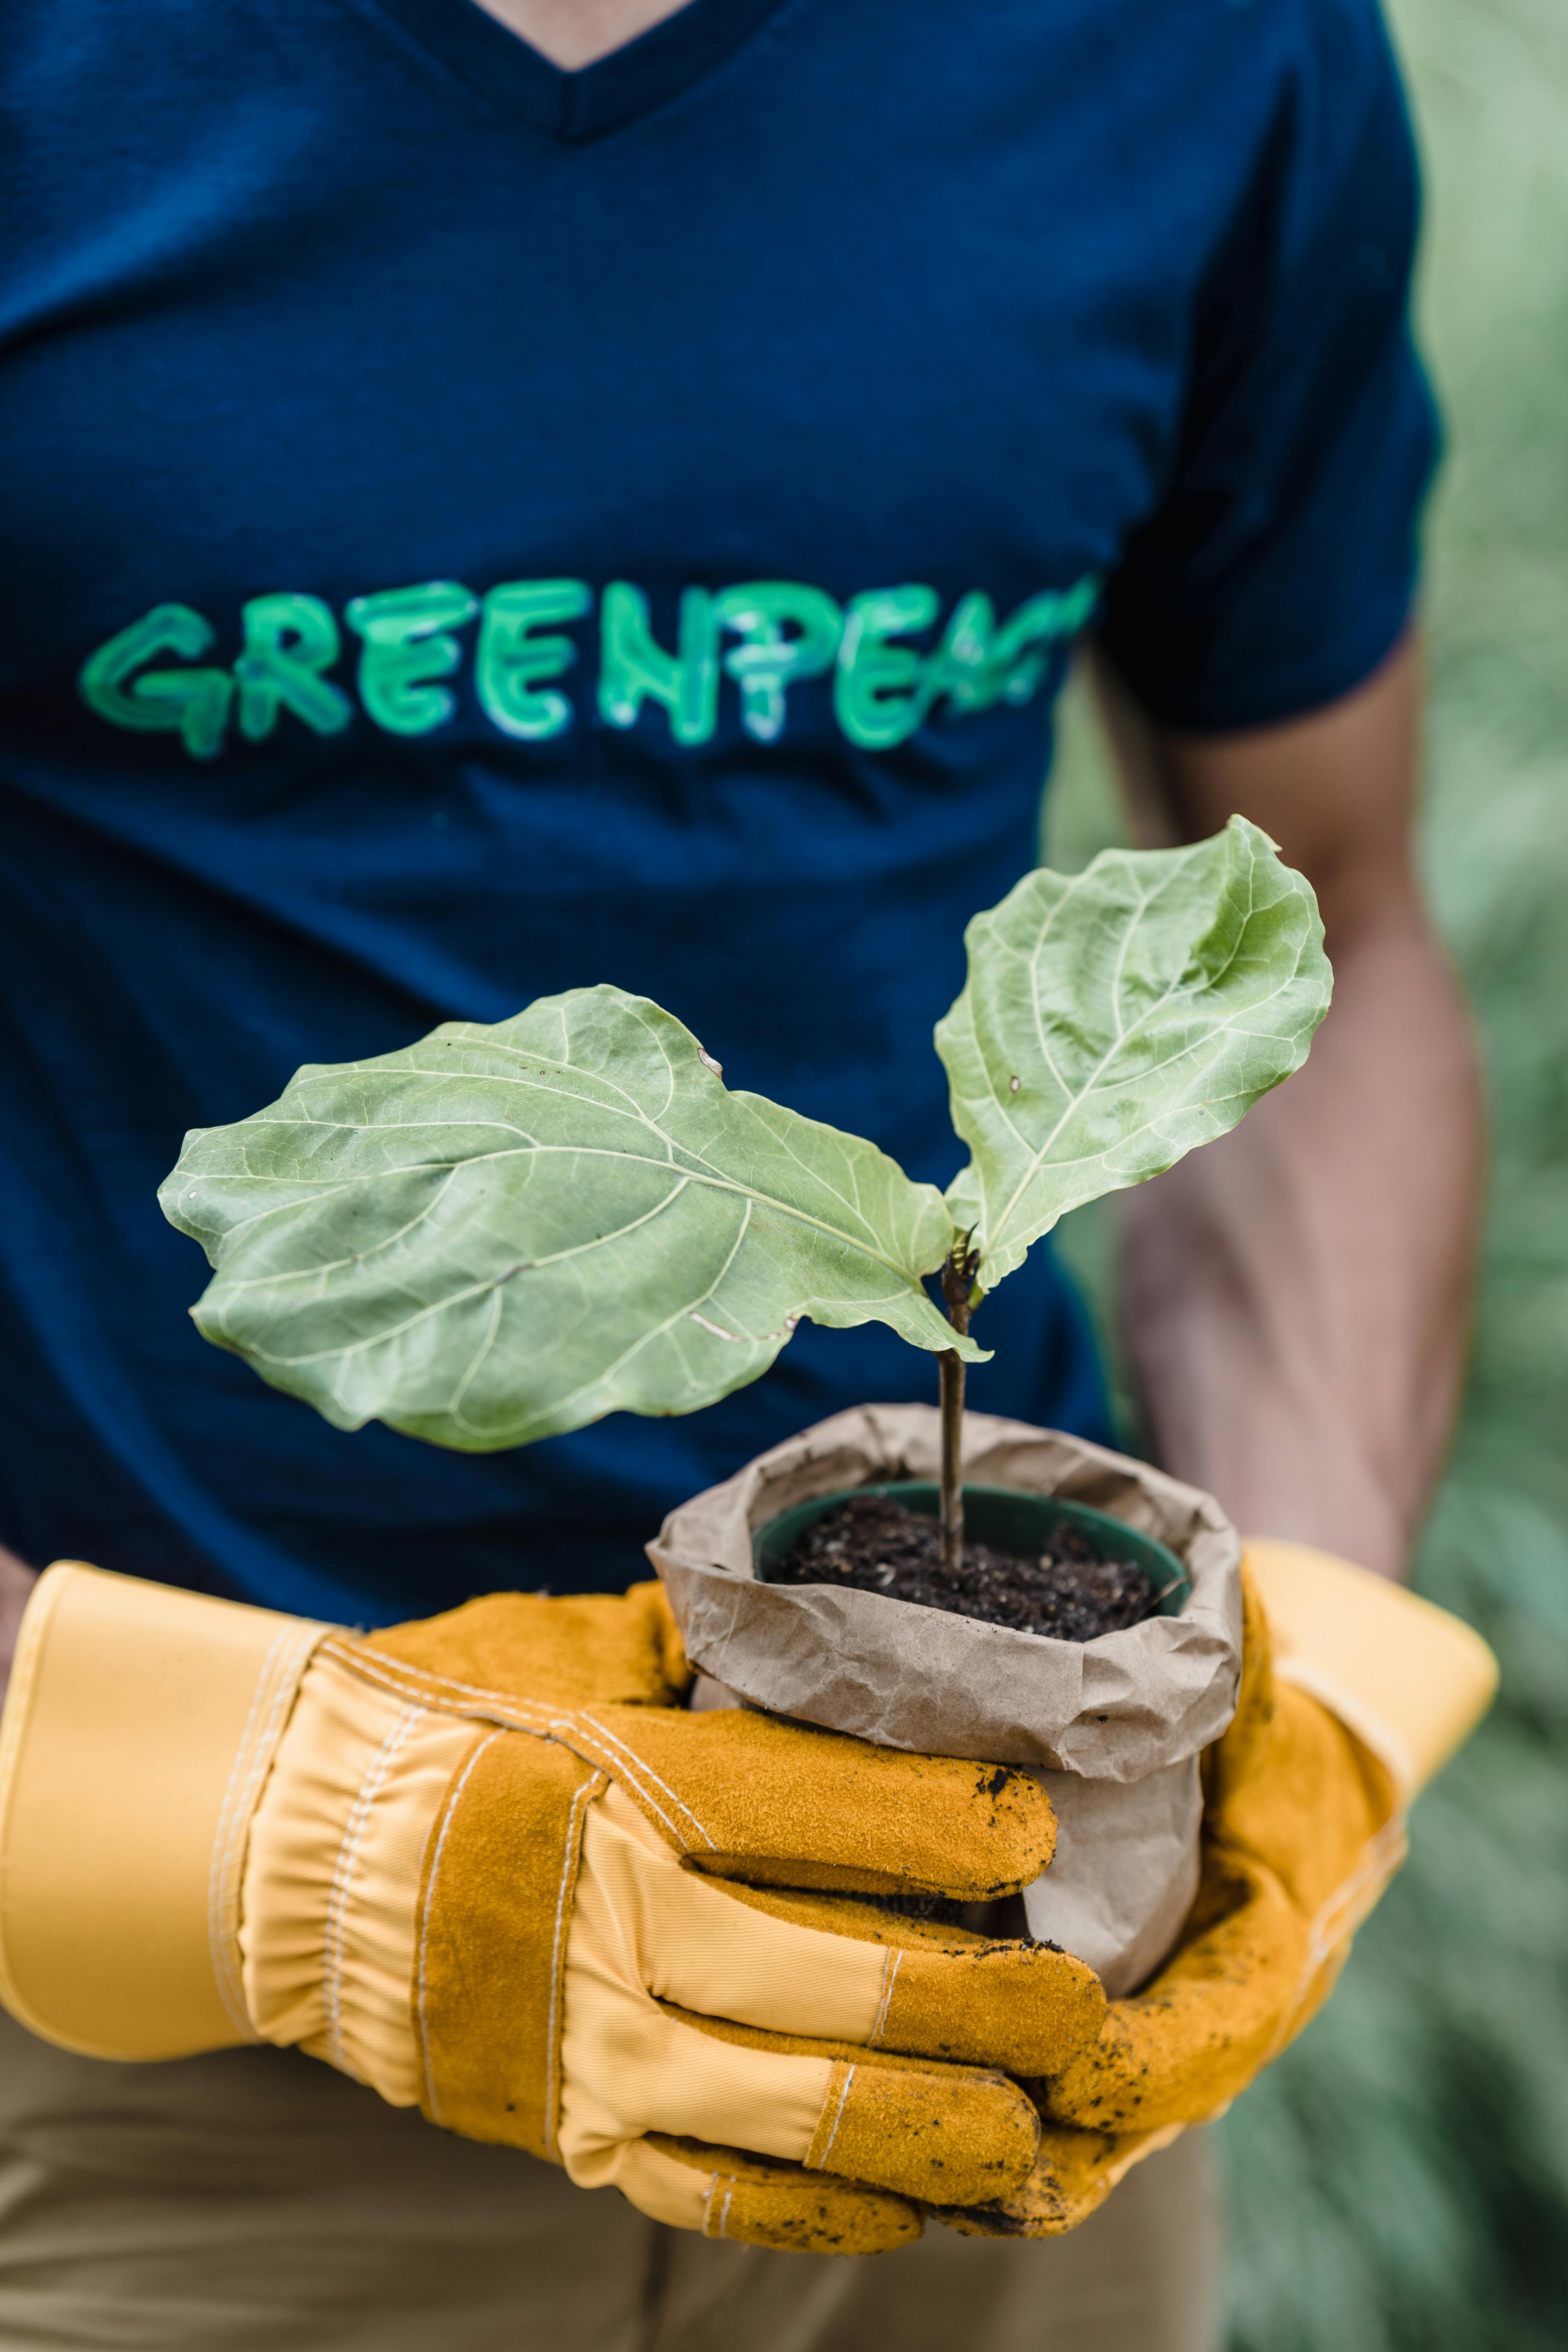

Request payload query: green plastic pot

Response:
[752,1481,1191,1619]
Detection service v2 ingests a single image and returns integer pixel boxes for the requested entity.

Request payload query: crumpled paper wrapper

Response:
[648,1405,1243,1994]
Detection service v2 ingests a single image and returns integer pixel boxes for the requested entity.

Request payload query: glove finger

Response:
[931,2120,1171,2240]
[571,1702,1055,1899]
[619,2134,922,2254]
[590,1782,1104,2074]
[705,1875,1107,2074]
[652,2003,1041,2207]
[369,1583,689,1709]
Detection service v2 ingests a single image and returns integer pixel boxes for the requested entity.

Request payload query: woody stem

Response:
[939,1247,978,1575]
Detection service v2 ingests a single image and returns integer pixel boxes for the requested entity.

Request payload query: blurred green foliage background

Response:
[1046,0,1568,2339]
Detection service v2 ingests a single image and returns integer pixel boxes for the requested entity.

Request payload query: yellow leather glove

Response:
[939,1541,1499,2239]
[0,1564,1106,2255]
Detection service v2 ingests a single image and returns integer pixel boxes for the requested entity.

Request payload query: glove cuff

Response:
[1243,1539,1497,1797]
[0,1562,326,2058]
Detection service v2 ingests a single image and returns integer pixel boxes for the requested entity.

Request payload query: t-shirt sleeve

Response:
[1096,0,1440,733]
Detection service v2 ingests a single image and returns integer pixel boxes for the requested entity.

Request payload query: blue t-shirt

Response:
[0,0,1434,1624]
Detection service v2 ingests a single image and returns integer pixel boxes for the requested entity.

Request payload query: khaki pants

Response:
[0,2012,1218,2351]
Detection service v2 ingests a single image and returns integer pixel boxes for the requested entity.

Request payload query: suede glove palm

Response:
[0,1564,1105,2254]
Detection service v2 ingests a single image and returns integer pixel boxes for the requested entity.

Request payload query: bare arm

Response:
[1108,635,1483,1579]
[0,1543,37,1709]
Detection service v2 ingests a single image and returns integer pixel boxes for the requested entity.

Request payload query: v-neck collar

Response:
[365,0,791,142]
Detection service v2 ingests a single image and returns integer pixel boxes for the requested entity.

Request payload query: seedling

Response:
[162,817,1330,1567]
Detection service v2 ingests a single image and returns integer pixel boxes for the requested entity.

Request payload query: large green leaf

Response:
[937,816,1332,1283]
[160,985,975,1451]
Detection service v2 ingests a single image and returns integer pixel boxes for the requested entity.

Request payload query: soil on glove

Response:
[768,1492,1165,1641]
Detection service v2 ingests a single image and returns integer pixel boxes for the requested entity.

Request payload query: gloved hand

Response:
[938,1541,1499,2238]
[0,1563,1105,2254]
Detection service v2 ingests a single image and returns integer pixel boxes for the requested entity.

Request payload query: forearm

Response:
[0,1544,37,1708]
[1120,905,1479,1574]
[1110,638,1484,1578]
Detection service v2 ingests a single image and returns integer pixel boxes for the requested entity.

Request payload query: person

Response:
[0,0,1483,2343]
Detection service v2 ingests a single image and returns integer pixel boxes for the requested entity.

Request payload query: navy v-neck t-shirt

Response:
[0,0,1435,1621]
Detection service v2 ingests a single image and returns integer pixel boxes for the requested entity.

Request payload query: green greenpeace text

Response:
[79,572,1099,761]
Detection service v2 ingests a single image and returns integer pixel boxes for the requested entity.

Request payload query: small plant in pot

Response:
[161,815,1330,1993]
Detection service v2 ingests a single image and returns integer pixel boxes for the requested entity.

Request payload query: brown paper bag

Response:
[648,1405,1243,1994]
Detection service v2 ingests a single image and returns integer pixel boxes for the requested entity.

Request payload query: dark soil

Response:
[768,1492,1165,1642]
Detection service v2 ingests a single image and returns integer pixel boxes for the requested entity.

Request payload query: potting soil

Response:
[768,1493,1163,1640]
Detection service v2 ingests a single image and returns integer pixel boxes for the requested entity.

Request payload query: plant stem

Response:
[939,1243,979,1576]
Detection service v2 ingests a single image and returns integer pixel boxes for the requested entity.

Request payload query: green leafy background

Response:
[1045,0,1568,2336]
